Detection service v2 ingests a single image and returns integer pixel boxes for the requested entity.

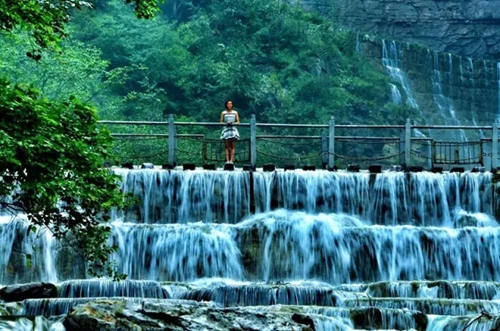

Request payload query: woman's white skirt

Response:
[220,126,240,140]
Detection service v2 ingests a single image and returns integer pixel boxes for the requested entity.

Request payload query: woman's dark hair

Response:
[224,100,233,109]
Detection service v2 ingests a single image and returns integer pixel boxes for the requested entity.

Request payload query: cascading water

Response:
[430,50,467,142]
[498,62,500,122]
[381,40,428,140]
[1,168,500,330]
[382,40,419,109]
[380,40,499,145]
[0,215,60,285]
[466,58,481,136]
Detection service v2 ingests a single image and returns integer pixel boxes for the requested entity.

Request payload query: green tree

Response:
[0,0,161,56]
[0,79,126,278]
[0,0,162,278]
[0,33,122,107]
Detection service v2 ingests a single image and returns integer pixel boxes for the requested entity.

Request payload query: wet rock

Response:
[427,280,454,298]
[454,213,479,227]
[64,299,324,331]
[291,313,315,330]
[414,310,428,331]
[350,307,383,330]
[0,282,57,302]
[0,316,66,330]
[63,300,147,331]
[366,281,389,297]
[0,302,23,316]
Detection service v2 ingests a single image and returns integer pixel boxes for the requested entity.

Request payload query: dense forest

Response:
[1,0,411,165]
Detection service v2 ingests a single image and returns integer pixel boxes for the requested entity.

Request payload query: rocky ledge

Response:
[63,299,329,331]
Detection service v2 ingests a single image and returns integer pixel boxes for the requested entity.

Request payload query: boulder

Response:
[0,282,57,302]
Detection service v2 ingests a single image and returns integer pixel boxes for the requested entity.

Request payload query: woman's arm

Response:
[220,111,225,123]
[235,111,240,124]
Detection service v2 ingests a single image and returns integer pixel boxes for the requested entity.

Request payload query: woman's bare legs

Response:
[224,140,236,162]
[230,140,236,162]
[224,140,232,162]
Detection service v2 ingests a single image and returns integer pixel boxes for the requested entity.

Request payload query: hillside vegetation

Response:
[1,0,411,165]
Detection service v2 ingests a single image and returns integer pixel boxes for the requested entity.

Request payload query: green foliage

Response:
[0,78,126,279]
[0,0,162,56]
[66,0,392,125]
[1,0,407,168]
[0,33,124,108]
[40,0,404,166]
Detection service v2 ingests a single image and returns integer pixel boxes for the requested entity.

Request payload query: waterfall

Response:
[381,40,418,109]
[1,170,496,284]
[498,62,500,122]
[1,169,500,330]
[430,51,467,142]
[463,57,486,140]
[113,168,251,224]
[109,222,244,281]
[377,41,499,145]
[381,40,428,139]
[0,215,60,285]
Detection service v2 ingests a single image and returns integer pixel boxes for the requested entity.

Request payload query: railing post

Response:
[321,131,328,169]
[168,114,176,167]
[429,140,435,169]
[328,116,335,170]
[399,130,405,166]
[405,118,411,168]
[492,121,498,170]
[250,114,257,168]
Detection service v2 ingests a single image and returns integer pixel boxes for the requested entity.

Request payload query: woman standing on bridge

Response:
[220,100,240,163]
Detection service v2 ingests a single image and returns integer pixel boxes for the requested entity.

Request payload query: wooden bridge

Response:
[99,115,500,172]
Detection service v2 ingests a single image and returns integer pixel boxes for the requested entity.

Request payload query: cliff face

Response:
[360,39,500,130]
[307,0,500,128]
[307,0,500,60]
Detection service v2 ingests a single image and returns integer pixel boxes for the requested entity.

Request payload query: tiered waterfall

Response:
[1,168,500,330]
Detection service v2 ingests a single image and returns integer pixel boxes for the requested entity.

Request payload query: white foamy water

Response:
[1,169,500,331]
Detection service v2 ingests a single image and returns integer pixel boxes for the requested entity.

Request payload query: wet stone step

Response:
[5,297,500,331]
[427,314,500,331]
[178,280,500,308]
[3,297,429,330]
[365,280,500,300]
[175,282,338,307]
[301,306,427,330]
[0,302,22,316]
[341,297,500,316]
[335,283,368,293]
[21,297,144,316]
[19,298,427,330]
[58,279,170,299]
[0,316,65,331]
